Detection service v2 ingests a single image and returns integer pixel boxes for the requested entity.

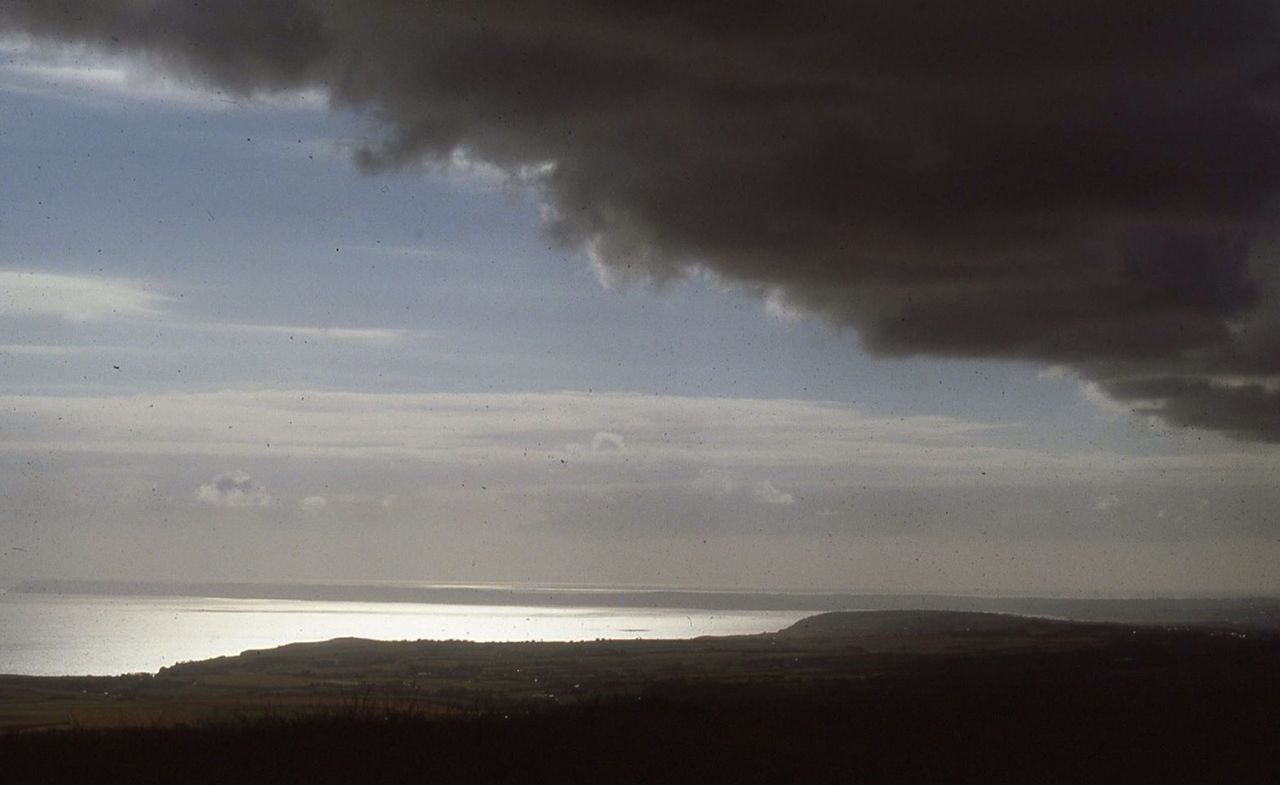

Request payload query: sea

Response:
[0,590,809,676]
[6,583,1276,677]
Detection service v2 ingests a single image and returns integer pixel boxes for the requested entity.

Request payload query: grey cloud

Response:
[195,470,273,508]
[690,471,793,506]
[692,468,736,498]
[539,481,1280,542]
[1093,494,1121,512]
[1101,375,1280,442]
[590,431,625,452]
[5,1,1280,439]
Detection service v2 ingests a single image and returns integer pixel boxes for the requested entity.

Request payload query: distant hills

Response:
[778,610,1090,638]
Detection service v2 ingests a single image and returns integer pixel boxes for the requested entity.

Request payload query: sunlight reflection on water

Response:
[0,592,808,676]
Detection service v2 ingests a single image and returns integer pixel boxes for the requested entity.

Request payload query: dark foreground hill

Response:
[2,611,1278,783]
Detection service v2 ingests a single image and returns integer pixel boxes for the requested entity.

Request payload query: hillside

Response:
[1,610,1277,784]
[1,610,1274,733]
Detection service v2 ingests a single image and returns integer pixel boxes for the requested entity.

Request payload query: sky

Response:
[0,3,1277,595]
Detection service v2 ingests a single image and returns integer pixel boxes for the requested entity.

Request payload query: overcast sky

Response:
[1,4,1277,595]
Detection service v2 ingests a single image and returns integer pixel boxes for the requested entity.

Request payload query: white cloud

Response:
[0,389,1002,477]
[0,343,142,357]
[0,269,405,345]
[1037,365,1073,381]
[0,39,325,111]
[0,390,1273,487]
[196,470,274,508]
[190,322,407,345]
[1079,381,1169,420]
[762,289,808,323]
[0,271,167,322]
[300,495,328,512]
[565,431,628,457]
[752,479,795,506]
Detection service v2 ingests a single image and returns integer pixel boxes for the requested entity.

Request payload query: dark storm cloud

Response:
[4,1,1279,439]
[1104,376,1280,442]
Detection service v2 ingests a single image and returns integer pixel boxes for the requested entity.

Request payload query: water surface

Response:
[0,592,807,676]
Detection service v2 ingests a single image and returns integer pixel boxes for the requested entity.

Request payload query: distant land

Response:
[3,609,1278,783]
[1,609,1275,732]
[10,578,1280,630]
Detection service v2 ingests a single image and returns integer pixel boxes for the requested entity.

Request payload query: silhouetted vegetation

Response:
[4,667,1279,784]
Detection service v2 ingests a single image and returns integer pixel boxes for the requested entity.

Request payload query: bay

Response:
[0,591,808,676]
